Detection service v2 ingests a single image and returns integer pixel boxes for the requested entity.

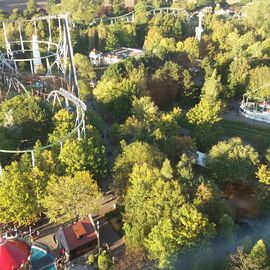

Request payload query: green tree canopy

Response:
[0,95,52,146]
[186,98,222,150]
[74,53,96,82]
[25,0,37,17]
[124,163,215,268]
[149,61,181,106]
[59,125,108,180]
[113,141,166,196]
[42,171,101,223]
[247,66,270,99]
[206,138,259,185]
[228,57,250,98]
[0,156,45,225]
[243,0,270,37]
[61,0,102,23]
[48,109,75,144]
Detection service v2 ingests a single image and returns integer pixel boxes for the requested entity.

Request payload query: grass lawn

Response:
[220,120,270,154]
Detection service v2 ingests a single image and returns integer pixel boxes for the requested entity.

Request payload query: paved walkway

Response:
[34,193,124,259]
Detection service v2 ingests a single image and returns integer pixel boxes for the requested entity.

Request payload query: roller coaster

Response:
[0,15,86,167]
[89,5,200,26]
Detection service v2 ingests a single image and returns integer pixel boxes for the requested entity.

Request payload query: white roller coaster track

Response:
[0,15,85,168]
[89,6,194,26]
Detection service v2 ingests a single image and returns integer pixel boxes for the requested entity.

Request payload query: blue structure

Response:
[31,245,56,270]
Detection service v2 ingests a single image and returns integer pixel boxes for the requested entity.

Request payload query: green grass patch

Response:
[220,120,270,154]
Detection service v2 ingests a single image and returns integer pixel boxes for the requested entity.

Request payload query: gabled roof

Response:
[56,215,98,252]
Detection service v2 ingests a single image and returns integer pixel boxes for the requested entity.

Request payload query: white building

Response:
[89,47,144,67]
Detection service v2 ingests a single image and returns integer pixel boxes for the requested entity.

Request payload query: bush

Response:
[98,251,112,270]
[87,254,95,265]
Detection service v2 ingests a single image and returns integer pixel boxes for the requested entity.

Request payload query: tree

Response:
[186,98,222,150]
[105,30,120,51]
[144,219,178,268]
[149,61,181,106]
[201,70,227,104]
[98,251,113,270]
[182,69,196,99]
[25,0,37,16]
[217,214,235,243]
[248,66,270,99]
[93,62,147,121]
[248,240,269,269]
[206,138,259,185]
[159,135,197,164]
[123,163,215,268]
[59,126,108,180]
[257,165,270,186]
[61,0,102,23]
[48,0,56,12]
[74,53,96,82]
[145,204,215,269]
[243,0,270,36]
[42,171,101,223]
[160,159,173,180]
[113,141,165,196]
[48,109,75,143]
[111,249,153,270]
[0,157,44,225]
[0,95,52,145]
[228,247,259,270]
[176,37,200,61]
[111,0,125,15]
[228,57,250,98]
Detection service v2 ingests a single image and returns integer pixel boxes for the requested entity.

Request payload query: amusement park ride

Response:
[0,15,87,168]
[240,84,270,124]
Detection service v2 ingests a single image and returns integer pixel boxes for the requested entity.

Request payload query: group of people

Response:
[56,248,67,270]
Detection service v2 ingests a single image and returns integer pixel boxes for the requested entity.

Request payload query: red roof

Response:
[0,237,31,270]
[62,216,98,250]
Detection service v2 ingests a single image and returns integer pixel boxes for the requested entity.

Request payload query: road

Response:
[0,0,47,12]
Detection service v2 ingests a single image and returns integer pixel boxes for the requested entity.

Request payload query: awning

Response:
[0,237,31,270]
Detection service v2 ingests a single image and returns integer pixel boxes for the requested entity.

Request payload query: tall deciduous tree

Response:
[248,66,270,99]
[228,57,250,98]
[0,156,44,225]
[59,125,108,180]
[248,240,269,269]
[111,0,125,15]
[149,61,181,106]
[61,0,102,23]
[42,171,101,223]
[124,163,215,268]
[48,109,75,143]
[25,0,37,16]
[206,138,259,185]
[186,98,222,150]
[113,141,165,196]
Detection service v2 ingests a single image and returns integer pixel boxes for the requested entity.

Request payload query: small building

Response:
[196,151,207,167]
[89,49,103,66]
[55,215,98,260]
[89,47,144,67]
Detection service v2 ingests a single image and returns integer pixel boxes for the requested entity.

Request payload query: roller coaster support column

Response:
[31,151,35,167]
[63,16,79,98]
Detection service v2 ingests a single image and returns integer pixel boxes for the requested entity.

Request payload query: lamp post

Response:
[96,221,100,254]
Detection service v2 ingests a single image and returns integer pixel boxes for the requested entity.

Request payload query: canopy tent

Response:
[0,237,31,270]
